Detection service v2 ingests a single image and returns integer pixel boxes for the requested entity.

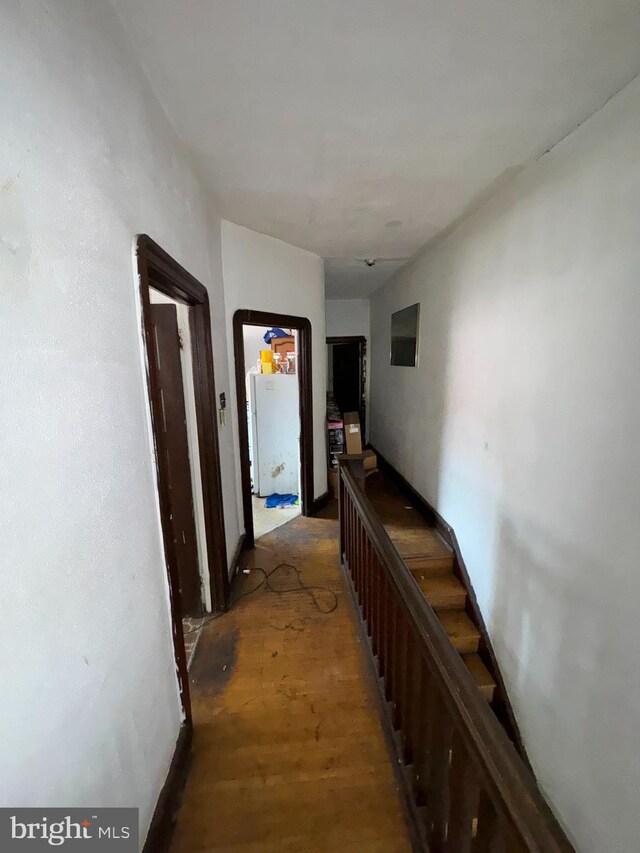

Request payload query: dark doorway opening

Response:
[327,336,366,442]
[233,309,314,550]
[137,235,229,726]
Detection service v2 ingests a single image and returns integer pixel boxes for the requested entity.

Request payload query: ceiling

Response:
[324,258,407,299]
[112,0,640,298]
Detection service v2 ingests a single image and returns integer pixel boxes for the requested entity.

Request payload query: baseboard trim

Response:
[310,491,330,515]
[143,723,192,853]
[339,555,425,852]
[370,445,529,764]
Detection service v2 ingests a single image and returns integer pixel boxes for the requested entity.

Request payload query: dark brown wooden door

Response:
[150,303,202,616]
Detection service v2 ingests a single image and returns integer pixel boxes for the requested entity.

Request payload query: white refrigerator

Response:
[247,373,300,497]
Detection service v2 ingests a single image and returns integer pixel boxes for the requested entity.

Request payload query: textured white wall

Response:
[370,77,640,853]
[0,0,239,841]
[243,325,269,373]
[221,221,327,526]
[325,299,370,339]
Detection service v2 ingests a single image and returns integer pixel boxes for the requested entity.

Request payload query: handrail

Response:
[339,461,573,852]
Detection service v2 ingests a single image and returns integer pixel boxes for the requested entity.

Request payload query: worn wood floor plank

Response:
[170,515,411,852]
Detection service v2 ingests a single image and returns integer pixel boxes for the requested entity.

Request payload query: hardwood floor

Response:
[170,513,412,852]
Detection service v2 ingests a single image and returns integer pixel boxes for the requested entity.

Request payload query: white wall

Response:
[0,0,239,842]
[221,222,327,527]
[369,77,640,853]
[243,325,269,373]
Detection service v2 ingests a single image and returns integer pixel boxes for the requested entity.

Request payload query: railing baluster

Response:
[362,523,368,620]
[379,569,390,681]
[351,506,358,587]
[362,523,370,628]
[358,516,365,607]
[426,697,454,851]
[412,657,431,805]
[372,552,381,659]
[365,535,374,633]
[338,471,345,559]
[403,628,420,766]
[351,502,358,591]
[346,496,353,576]
[394,615,408,731]
[386,593,398,703]
[355,507,360,587]
[447,730,479,853]
[366,538,375,644]
[473,792,500,853]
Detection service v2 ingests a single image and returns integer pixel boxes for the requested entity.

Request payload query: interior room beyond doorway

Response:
[327,336,367,443]
[244,324,301,538]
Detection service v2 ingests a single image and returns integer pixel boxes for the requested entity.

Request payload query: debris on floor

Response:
[264,492,299,508]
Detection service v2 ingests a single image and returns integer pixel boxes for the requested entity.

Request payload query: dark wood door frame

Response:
[233,309,313,549]
[137,235,230,725]
[327,335,367,443]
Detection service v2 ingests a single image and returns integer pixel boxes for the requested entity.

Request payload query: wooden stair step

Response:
[387,526,452,557]
[403,553,454,575]
[463,654,496,702]
[438,610,480,654]
[417,575,466,610]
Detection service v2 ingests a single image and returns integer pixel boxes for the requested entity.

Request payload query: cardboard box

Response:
[336,449,378,474]
[362,449,377,471]
[343,411,363,454]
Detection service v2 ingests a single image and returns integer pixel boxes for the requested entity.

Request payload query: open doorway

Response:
[233,310,314,549]
[243,324,301,538]
[137,236,229,725]
[327,336,367,442]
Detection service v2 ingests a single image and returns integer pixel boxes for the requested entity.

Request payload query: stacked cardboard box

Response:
[340,412,377,473]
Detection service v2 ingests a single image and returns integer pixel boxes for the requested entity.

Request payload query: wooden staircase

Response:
[385,524,497,702]
[339,462,574,851]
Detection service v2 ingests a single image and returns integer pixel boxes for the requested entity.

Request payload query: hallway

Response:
[170,513,411,852]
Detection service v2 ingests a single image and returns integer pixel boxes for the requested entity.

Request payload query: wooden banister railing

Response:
[338,462,574,853]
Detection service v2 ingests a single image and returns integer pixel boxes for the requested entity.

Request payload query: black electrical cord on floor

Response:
[232,562,338,614]
[182,561,337,635]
